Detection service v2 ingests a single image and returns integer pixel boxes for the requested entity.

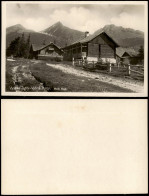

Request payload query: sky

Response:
[6,3,145,33]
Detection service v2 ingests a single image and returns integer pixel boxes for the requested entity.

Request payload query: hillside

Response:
[41,21,85,46]
[6,23,144,50]
[6,24,62,48]
[6,22,85,48]
[6,24,34,34]
[94,24,144,48]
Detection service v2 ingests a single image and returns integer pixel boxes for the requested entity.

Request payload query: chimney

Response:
[85,31,89,38]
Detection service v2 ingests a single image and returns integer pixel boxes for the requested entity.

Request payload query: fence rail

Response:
[72,58,144,77]
[130,69,144,75]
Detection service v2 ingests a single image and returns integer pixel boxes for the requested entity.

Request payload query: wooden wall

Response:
[88,43,99,57]
[100,45,115,58]
[90,36,106,45]
[88,33,116,59]
[63,44,83,61]
[100,33,116,50]
[63,33,117,61]
[63,48,72,61]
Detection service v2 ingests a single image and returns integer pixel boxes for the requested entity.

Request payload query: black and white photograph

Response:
[1,1,148,96]
[1,2,148,195]
[1,99,148,194]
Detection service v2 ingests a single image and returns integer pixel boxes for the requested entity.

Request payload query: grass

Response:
[76,63,144,81]
[6,58,136,92]
[6,59,44,92]
[49,60,144,82]
[30,61,133,92]
[16,64,41,91]
[6,60,18,91]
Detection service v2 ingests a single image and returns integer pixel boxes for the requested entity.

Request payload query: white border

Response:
[2,1,148,97]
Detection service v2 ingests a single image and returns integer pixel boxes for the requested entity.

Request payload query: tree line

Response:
[6,33,31,58]
[129,46,144,65]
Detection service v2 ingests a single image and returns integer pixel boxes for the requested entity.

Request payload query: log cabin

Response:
[62,31,119,63]
[29,42,63,61]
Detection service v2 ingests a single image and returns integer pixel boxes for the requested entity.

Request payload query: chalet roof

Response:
[116,47,138,58]
[63,31,119,49]
[31,43,62,52]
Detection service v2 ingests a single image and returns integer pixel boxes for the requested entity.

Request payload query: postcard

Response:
[1,99,148,194]
[1,1,148,96]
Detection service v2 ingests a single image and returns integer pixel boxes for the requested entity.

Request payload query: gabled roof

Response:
[63,31,119,49]
[31,42,62,52]
[116,47,129,58]
[116,47,138,58]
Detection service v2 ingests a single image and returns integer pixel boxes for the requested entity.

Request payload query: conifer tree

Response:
[25,34,31,58]
[6,36,20,57]
[6,33,32,58]
[137,45,144,64]
[19,33,26,57]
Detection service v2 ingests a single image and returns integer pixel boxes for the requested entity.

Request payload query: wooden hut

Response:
[62,31,119,63]
[29,42,63,61]
[116,47,138,65]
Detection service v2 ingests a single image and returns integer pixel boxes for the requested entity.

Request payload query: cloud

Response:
[25,18,49,31]
[111,12,144,31]
[49,7,90,30]
[48,6,106,33]
[6,4,145,33]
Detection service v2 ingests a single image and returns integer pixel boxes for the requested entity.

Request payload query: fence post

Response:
[118,62,120,69]
[72,57,74,66]
[109,63,112,72]
[93,61,94,69]
[128,64,131,76]
[86,60,87,68]
[82,59,84,67]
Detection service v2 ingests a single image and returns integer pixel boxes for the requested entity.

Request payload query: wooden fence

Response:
[72,58,144,77]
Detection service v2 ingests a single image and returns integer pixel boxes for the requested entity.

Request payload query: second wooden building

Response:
[62,31,119,63]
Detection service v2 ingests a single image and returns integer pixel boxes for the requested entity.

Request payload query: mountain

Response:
[6,22,85,48]
[6,24,34,34]
[6,23,144,50]
[6,24,61,48]
[41,21,85,46]
[94,24,144,48]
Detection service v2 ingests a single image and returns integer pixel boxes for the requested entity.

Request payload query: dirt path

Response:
[11,62,46,92]
[47,63,144,93]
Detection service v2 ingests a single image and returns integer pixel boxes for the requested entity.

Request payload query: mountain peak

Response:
[55,21,63,26]
[104,24,116,28]
[6,24,35,35]
[41,21,64,34]
[102,24,144,34]
[40,21,84,47]
[7,23,26,30]
[50,21,63,28]
[6,22,144,49]
[103,24,124,31]
[14,24,25,28]
[94,24,144,48]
